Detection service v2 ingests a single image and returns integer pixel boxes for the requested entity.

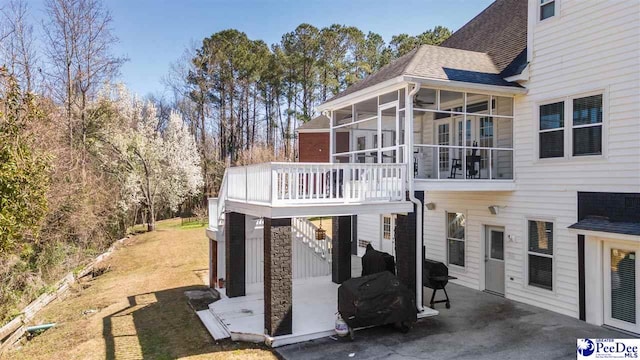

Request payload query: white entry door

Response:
[604,242,639,334]
[381,215,395,256]
[484,226,505,295]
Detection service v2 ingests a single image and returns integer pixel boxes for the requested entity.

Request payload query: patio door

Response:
[455,117,495,179]
[484,226,505,295]
[435,119,451,179]
[604,242,639,334]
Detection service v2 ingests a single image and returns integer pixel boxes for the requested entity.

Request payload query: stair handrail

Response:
[292,217,332,261]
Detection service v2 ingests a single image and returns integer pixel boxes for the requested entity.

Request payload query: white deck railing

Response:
[226,162,407,206]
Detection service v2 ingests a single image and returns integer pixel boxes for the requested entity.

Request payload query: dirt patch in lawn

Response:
[4,218,278,360]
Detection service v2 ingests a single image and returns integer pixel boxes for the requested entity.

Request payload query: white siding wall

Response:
[424,0,640,319]
[244,217,331,284]
[357,214,381,256]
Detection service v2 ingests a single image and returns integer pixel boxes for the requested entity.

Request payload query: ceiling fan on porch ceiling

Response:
[413,95,434,108]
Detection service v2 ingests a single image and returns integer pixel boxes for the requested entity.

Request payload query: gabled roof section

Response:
[327,47,418,102]
[328,44,520,102]
[441,0,528,76]
[405,45,515,87]
[324,0,528,105]
[297,114,329,132]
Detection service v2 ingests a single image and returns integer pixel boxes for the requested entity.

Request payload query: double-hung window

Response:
[447,212,465,267]
[528,220,554,290]
[572,95,603,156]
[540,0,556,21]
[539,102,564,158]
[538,93,603,159]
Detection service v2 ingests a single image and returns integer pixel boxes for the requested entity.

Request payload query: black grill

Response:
[423,259,455,309]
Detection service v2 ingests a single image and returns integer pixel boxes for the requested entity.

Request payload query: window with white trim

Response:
[540,0,556,21]
[447,212,465,267]
[538,93,604,159]
[383,216,392,240]
[572,94,603,156]
[539,101,564,158]
[528,220,553,290]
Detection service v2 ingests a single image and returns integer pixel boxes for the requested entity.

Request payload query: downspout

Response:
[406,82,424,312]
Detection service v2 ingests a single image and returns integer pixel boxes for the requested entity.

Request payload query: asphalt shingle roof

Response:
[441,0,528,75]
[297,115,330,131]
[325,0,528,104]
[569,217,640,237]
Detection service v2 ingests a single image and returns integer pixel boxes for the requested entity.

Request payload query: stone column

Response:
[225,212,246,297]
[394,191,424,298]
[263,218,293,337]
[332,216,353,284]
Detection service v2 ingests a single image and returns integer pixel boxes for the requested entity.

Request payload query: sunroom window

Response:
[540,0,555,21]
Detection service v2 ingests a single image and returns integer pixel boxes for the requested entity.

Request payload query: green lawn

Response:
[5,218,276,360]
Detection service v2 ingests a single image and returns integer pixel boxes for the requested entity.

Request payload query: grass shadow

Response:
[102,285,275,359]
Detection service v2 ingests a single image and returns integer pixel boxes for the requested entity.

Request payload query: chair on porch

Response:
[448,159,462,179]
[466,141,480,179]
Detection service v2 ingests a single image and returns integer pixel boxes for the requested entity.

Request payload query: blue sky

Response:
[31,0,494,97]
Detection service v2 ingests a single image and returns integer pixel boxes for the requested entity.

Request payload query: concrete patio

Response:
[277,283,629,360]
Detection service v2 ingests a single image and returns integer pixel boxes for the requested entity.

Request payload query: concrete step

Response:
[196,309,230,340]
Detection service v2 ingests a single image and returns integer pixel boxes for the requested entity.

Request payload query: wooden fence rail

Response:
[0,236,130,355]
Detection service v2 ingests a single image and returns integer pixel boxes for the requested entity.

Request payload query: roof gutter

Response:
[316,76,406,112]
[406,82,424,313]
[404,75,528,95]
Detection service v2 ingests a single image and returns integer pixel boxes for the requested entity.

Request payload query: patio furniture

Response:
[338,271,417,339]
[361,244,395,276]
[423,259,456,309]
[466,142,480,179]
[449,158,462,178]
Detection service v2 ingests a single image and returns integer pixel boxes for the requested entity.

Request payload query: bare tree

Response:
[0,0,38,93]
[43,0,126,160]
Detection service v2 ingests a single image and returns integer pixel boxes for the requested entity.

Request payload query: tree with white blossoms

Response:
[96,84,203,231]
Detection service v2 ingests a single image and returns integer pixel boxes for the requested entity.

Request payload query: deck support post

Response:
[395,191,424,301]
[332,216,353,284]
[209,238,217,288]
[225,212,246,297]
[263,218,293,337]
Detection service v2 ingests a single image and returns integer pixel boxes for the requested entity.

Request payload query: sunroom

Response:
[326,84,519,192]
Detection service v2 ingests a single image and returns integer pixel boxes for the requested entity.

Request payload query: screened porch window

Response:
[447,212,465,267]
[528,220,554,290]
[412,88,514,180]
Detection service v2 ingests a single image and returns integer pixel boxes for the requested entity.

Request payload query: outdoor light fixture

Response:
[488,205,500,215]
[426,202,436,210]
[315,218,326,240]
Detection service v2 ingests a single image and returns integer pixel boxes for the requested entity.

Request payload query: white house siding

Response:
[244,217,332,284]
[357,214,381,256]
[423,190,579,317]
[422,1,640,319]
